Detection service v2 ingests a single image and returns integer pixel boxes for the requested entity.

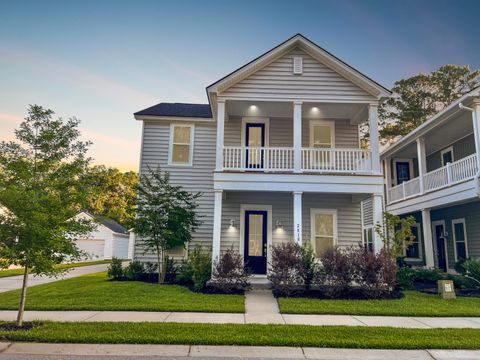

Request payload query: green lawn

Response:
[0,260,112,278]
[0,272,244,313]
[278,290,480,317]
[0,322,479,349]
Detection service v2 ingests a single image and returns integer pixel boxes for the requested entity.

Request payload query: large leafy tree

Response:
[0,105,94,327]
[134,167,201,283]
[379,64,479,143]
[85,165,138,228]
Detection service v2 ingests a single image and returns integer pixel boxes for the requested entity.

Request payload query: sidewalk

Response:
[0,263,111,293]
[1,342,479,359]
[0,310,479,328]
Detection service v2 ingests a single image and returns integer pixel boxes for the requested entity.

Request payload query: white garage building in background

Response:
[75,212,132,260]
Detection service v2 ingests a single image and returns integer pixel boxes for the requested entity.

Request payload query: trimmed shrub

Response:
[177,260,193,286]
[189,246,211,292]
[462,258,480,287]
[396,266,415,290]
[412,268,443,284]
[211,248,251,293]
[299,244,316,291]
[268,242,302,296]
[317,247,355,298]
[164,257,177,284]
[124,260,144,281]
[107,257,124,280]
[144,261,158,282]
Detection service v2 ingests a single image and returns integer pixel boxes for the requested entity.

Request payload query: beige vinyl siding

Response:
[220,47,375,102]
[135,120,216,263]
[426,134,475,172]
[220,192,362,251]
[224,117,358,148]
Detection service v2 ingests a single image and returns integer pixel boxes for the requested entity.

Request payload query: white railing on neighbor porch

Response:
[388,154,478,204]
[301,148,372,173]
[222,147,372,173]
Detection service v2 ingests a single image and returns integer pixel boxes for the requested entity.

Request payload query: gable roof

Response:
[77,211,128,234]
[381,86,480,158]
[134,103,212,119]
[206,33,391,103]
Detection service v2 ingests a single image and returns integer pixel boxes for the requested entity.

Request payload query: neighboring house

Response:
[381,87,480,271]
[74,212,132,260]
[133,34,391,276]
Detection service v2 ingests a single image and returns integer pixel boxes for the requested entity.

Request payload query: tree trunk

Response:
[160,250,167,284]
[156,245,164,284]
[16,264,29,327]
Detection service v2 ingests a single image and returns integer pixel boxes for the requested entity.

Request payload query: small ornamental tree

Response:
[0,105,94,327]
[134,167,201,283]
[375,212,416,258]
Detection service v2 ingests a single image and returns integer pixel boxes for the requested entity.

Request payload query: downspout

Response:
[459,103,480,196]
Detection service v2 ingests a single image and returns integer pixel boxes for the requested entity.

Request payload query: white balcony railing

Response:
[388,154,478,204]
[222,147,372,173]
[301,148,372,173]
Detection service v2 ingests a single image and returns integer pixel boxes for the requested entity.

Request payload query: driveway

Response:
[0,263,111,293]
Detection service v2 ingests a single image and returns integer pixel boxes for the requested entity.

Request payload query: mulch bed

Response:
[0,322,38,331]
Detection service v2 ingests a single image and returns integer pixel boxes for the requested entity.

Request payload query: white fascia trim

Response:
[381,89,480,159]
[135,115,214,122]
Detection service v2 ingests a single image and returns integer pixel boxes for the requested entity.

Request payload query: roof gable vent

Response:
[293,56,303,74]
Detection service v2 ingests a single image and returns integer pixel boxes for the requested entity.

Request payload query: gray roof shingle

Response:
[134,103,212,118]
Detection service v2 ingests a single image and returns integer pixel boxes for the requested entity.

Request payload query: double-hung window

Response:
[169,124,194,165]
[362,227,374,252]
[311,209,337,258]
[452,218,468,261]
[405,223,422,259]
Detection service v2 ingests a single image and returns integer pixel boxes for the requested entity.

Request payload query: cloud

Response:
[0,47,157,107]
[0,113,23,124]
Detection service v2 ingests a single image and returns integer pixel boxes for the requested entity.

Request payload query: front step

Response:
[250,277,271,290]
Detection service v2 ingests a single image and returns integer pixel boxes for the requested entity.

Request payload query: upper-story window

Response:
[169,124,194,166]
[309,120,335,148]
[441,146,454,166]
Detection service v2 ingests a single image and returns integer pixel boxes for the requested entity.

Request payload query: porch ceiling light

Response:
[230,219,236,228]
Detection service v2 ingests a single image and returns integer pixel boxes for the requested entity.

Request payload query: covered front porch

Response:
[211,190,384,275]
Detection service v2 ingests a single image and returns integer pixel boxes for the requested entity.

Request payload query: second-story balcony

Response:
[223,146,372,173]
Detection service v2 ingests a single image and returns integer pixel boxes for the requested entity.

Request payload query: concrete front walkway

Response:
[0,342,479,359]
[0,263,111,293]
[0,310,479,328]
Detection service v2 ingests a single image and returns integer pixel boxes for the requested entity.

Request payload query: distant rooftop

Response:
[134,103,212,118]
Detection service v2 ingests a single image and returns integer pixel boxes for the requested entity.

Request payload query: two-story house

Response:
[133,34,391,276]
[381,87,480,271]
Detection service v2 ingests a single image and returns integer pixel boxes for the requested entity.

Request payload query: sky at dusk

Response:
[1,0,479,171]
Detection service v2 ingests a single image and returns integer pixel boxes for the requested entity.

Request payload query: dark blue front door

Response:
[434,224,447,271]
[396,162,411,185]
[244,210,267,274]
[245,123,265,169]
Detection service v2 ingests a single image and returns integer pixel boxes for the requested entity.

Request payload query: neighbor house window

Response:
[310,209,337,258]
[405,223,422,259]
[452,218,468,261]
[441,146,454,166]
[362,227,374,252]
[169,124,194,165]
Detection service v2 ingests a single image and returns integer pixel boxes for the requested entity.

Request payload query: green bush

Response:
[124,260,144,281]
[396,266,415,290]
[189,246,211,292]
[177,260,193,285]
[144,262,158,282]
[165,256,178,284]
[412,268,443,284]
[462,258,480,287]
[455,258,469,275]
[299,244,316,291]
[107,257,124,280]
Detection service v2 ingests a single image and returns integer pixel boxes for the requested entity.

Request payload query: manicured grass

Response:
[278,290,480,317]
[0,272,244,313]
[0,322,479,349]
[0,260,112,278]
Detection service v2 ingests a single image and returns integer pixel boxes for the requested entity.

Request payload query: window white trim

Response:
[432,220,449,271]
[393,158,414,186]
[440,146,454,166]
[241,118,270,148]
[452,218,468,261]
[168,123,195,166]
[309,120,335,148]
[404,222,423,260]
[310,208,338,257]
[239,204,272,275]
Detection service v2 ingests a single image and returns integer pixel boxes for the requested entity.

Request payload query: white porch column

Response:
[369,104,381,173]
[212,190,223,267]
[471,102,480,172]
[372,193,384,253]
[293,101,303,173]
[215,100,226,171]
[416,137,427,194]
[384,158,392,204]
[293,191,303,244]
[422,208,435,268]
